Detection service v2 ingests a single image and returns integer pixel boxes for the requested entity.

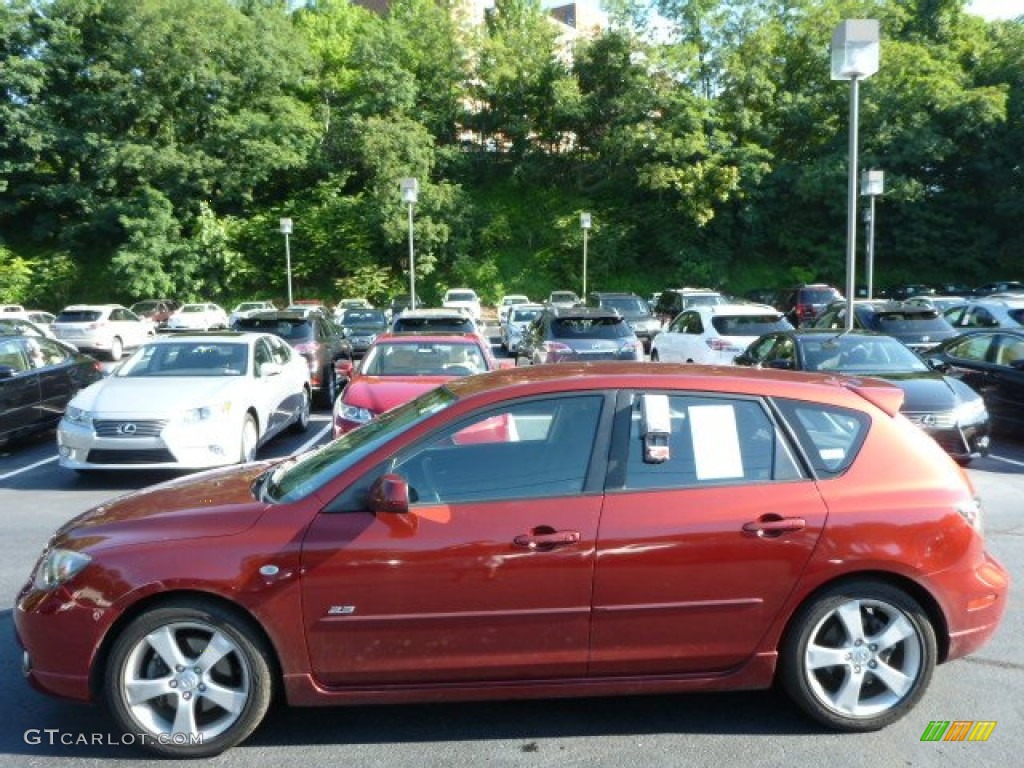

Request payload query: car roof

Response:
[690,303,784,316]
[398,308,475,319]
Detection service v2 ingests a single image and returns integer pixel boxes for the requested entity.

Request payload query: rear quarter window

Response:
[773,399,869,476]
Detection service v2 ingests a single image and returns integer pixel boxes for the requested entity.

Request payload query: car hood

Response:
[865,371,962,411]
[72,376,242,415]
[344,376,452,413]
[54,463,274,552]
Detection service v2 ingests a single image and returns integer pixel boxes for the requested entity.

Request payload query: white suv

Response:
[651,304,792,365]
[442,289,482,322]
[53,304,155,361]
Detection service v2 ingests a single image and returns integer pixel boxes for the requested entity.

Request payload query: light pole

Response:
[580,212,591,298]
[832,19,880,331]
[400,178,419,309]
[860,169,884,299]
[279,217,294,306]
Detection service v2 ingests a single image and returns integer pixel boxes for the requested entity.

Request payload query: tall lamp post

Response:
[832,19,880,331]
[860,169,884,299]
[279,217,294,306]
[400,178,419,309]
[580,212,591,298]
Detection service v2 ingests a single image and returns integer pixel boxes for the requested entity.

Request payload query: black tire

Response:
[779,580,936,732]
[290,388,311,434]
[103,599,274,758]
[318,365,337,408]
[650,350,660,362]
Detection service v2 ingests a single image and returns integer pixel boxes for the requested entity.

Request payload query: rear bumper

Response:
[941,551,1010,661]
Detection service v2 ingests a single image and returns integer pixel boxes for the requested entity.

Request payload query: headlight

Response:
[64,405,93,427]
[33,548,92,590]
[337,402,374,424]
[182,402,232,423]
[954,398,987,426]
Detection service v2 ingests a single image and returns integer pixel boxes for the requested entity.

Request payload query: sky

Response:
[968,0,1024,20]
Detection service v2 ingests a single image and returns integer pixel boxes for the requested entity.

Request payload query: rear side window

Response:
[773,399,869,476]
[620,394,804,490]
[866,312,952,333]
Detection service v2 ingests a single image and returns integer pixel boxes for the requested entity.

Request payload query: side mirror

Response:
[925,357,949,373]
[368,473,411,514]
[335,358,354,379]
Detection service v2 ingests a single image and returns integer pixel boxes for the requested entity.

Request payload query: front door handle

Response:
[513,528,581,550]
[742,514,806,537]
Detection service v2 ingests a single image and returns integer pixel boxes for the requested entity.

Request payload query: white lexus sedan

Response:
[57,332,311,472]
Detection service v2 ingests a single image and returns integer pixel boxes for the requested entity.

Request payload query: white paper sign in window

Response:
[690,404,744,480]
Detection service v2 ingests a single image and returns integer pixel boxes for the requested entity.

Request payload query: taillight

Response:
[706,338,736,351]
[543,341,573,356]
[797,304,815,318]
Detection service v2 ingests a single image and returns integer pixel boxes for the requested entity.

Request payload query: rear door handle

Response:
[742,515,806,537]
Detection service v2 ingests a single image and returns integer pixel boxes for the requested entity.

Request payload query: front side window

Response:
[621,394,803,491]
[391,395,604,505]
[945,334,995,363]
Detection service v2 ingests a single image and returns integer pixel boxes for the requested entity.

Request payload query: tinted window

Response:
[551,316,630,339]
[511,307,542,322]
[446,291,477,302]
[623,395,803,490]
[799,288,840,304]
[393,395,603,504]
[342,310,386,324]
[116,342,249,377]
[865,312,952,334]
[601,297,649,315]
[56,310,102,322]
[711,314,789,336]
[236,317,314,342]
[394,316,474,332]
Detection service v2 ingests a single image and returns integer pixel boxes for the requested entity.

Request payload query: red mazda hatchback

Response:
[16,363,1008,757]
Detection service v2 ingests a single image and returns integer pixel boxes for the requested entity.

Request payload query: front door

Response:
[301,394,608,686]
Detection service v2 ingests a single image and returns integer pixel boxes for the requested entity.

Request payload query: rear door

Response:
[591,391,828,674]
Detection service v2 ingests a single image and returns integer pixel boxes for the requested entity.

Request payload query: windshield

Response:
[235,316,313,341]
[361,341,485,375]
[265,387,458,502]
[551,316,629,339]
[116,341,248,376]
[511,307,542,323]
[394,316,475,332]
[446,291,477,302]
[131,301,159,313]
[182,305,206,313]
[603,297,649,315]
[550,292,578,303]
[802,335,928,374]
[56,310,102,323]
[342,309,386,325]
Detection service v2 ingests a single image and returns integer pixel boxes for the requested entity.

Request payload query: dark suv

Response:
[130,299,180,329]
[588,292,661,351]
[234,310,352,406]
[515,306,643,365]
[781,284,842,327]
[652,288,726,326]
[811,301,958,352]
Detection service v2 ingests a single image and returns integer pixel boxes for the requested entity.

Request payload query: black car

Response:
[652,288,725,326]
[515,306,643,365]
[924,329,1024,437]
[588,292,661,351]
[233,310,351,406]
[735,329,991,464]
[337,308,389,357]
[0,334,103,445]
[811,301,957,352]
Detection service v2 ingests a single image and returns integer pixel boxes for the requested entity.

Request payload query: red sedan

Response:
[16,363,1008,757]
[332,332,500,437]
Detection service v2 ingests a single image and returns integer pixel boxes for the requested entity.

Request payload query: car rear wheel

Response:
[239,415,258,463]
[103,600,274,758]
[780,580,936,732]
[108,337,123,362]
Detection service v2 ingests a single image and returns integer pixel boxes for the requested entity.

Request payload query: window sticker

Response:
[690,404,744,480]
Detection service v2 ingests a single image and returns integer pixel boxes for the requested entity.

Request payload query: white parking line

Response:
[0,455,58,482]
[989,453,1024,468]
[0,423,333,484]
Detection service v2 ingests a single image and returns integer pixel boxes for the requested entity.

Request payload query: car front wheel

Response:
[108,337,123,362]
[103,600,274,757]
[290,388,311,434]
[780,580,936,732]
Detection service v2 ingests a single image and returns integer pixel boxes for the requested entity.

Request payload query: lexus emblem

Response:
[116,423,138,435]
[920,414,937,427]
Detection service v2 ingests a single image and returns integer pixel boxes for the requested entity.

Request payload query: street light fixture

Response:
[860,169,884,299]
[279,217,294,306]
[832,19,880,331]
[400,178,419,309]
[580,212,592,298]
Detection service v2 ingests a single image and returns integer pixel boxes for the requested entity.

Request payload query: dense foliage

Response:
[1,0,1020,309]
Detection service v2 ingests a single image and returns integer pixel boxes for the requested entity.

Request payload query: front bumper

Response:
[57,417,243,470]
